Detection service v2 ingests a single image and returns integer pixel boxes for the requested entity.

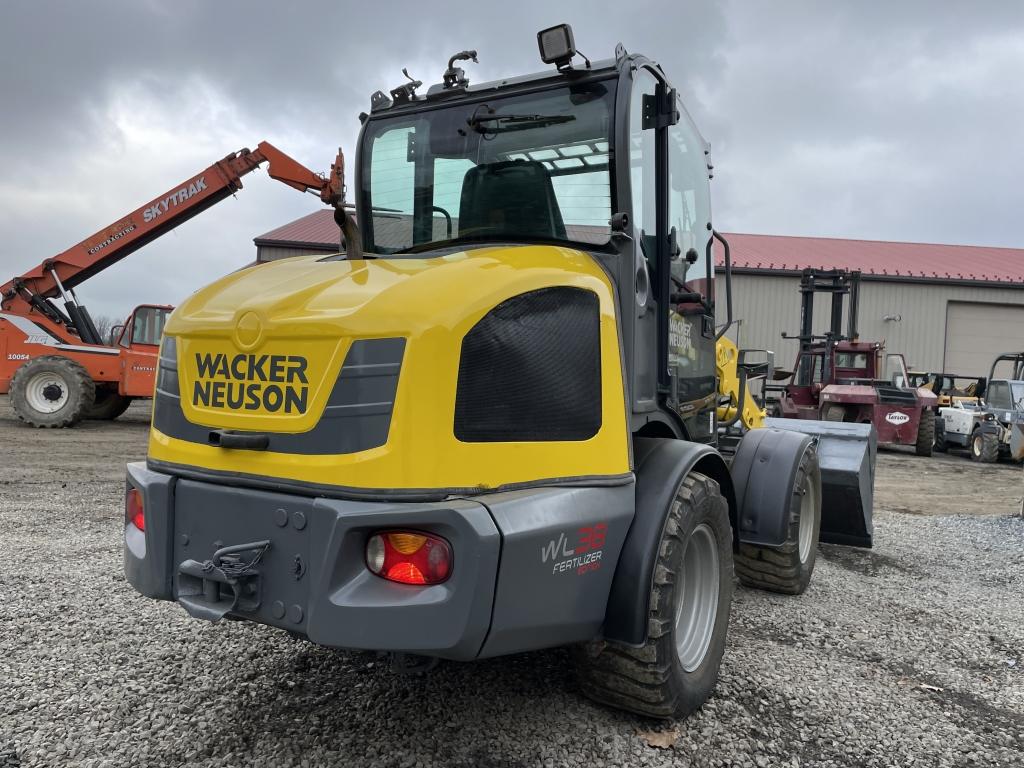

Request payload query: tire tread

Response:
[9,355,95,428]
[576,473,732,719]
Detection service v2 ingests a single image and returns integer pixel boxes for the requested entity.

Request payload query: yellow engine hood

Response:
[152,245,629,493]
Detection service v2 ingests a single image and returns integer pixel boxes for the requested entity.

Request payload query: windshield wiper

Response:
[395,232,576,256]
[394,234,504,255]
[467,112,575,134]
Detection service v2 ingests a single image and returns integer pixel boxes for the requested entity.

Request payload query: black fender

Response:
[730,428,815,547]
[603,437,737,646]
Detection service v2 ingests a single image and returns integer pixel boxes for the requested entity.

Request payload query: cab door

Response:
[118,305,170,396]
[665,96,716,441]
[627,65,716,442]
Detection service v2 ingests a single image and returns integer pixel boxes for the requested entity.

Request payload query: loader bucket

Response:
[765,418,876,548]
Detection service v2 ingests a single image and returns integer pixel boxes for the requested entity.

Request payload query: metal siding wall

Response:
[719,275,1024,374]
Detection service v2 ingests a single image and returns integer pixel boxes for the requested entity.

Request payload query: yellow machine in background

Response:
[716,336,766,431]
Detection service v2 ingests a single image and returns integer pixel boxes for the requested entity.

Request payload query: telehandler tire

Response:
[575,472,733,719]
[735,448,821,595]
[971,429,999,463]
[914,412,934,457]
[9,355,95,428]
[87,388,133,420]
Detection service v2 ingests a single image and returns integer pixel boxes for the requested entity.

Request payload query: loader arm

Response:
[715,336,766,431]
[1,142,345,317]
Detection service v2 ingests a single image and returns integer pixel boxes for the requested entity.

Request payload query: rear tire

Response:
[915,411,935,457]
[9,355,95,428]
[735,448,821,595]
[87,388,133,420]
[933,417,947,452]
[575,472,733,719]
[971,429,999,463]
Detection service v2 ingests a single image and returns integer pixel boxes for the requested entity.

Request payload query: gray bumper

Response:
[124,463,633,660]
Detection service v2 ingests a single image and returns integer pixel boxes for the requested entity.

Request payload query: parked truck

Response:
[123,28,876,719]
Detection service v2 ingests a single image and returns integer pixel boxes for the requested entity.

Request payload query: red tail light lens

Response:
[127,488,145,532]
[365,531,452,585]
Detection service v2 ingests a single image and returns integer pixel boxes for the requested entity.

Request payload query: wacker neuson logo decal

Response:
[192,353,309,413]
[143,176,207,222]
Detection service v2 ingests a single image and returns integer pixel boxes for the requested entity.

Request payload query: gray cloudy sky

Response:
[2,1,1022,320]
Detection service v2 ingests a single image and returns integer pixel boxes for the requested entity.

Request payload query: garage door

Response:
[944,302,1024,376]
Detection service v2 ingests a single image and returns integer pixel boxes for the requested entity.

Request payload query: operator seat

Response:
[458,160,567,241]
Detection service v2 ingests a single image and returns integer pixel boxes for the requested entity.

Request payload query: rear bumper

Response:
[124,462,633,660]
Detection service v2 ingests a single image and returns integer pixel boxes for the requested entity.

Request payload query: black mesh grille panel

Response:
[455,286,602,442]
[875,385,918,405]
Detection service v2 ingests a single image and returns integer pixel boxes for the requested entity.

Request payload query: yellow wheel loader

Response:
[124,26,875,719]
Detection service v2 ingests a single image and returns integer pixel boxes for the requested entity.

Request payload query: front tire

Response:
[575,472,733,719]
[9,355,95,428]
[971,429,999,463]
[735,448,821,595]
[915,411,935,457]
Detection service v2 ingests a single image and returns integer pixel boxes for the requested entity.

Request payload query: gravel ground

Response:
[1,395,1022,768]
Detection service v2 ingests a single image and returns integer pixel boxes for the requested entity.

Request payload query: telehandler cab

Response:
[125,27,876,719]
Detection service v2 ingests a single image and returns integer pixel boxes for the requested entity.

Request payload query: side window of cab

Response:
[667,109,712,297]
[987,381,1010,409]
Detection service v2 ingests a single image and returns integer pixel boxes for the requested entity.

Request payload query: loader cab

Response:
[354,50,718,444]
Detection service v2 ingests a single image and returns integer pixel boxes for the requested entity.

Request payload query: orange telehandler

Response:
[0,143,346,427]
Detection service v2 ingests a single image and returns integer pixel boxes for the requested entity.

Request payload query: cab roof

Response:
[366,56,623,118]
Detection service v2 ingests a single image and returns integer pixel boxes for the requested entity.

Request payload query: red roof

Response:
[254,210,342,248]
[723,233,1024,285]
[255,210,1024,285]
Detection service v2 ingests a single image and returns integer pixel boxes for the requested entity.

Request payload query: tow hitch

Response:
[177,540,271,622]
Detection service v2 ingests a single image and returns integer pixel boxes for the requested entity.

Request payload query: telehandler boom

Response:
[1,143,346,427]
[124,26,876,719]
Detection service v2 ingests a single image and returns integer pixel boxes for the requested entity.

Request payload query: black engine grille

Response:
[454,286,602,442]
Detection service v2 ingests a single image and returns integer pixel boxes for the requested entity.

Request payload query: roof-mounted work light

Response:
[537,24,576,69]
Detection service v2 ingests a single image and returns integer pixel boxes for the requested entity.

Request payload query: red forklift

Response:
[1,143,347,427]
[767,269,937,455]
